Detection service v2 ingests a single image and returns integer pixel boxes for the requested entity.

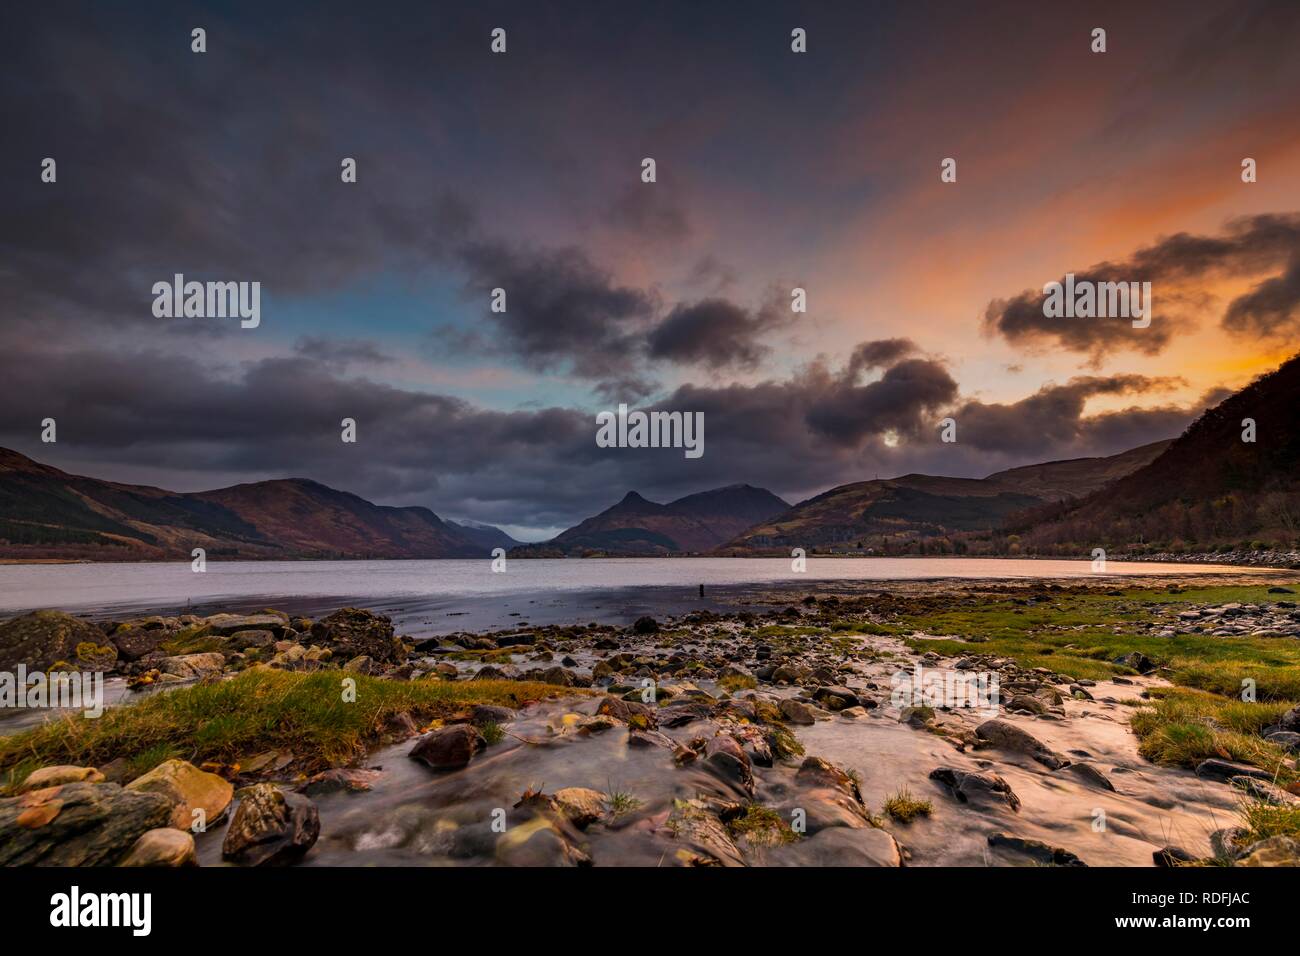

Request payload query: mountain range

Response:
[717,441,1172,554]
[510,485,791,556]
[2,352,1295,561]
[0,449,505,560]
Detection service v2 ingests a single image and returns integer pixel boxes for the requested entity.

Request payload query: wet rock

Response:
[552,787,606,829]
[596,695,658,728]
[704,734,755,797]
[126,759,233,830]
[627,728,678,750]
[1064,762,1117,792]
[118,828,198,867]
[632,616,659,635]
[796,756,863,802]
[0,610,117,671]
[495,814,590,866]
[660,799,745,866]
[786,826,902,867]
[157,652,226,680]
[1235,836,1300,867]
[929,768,1021,811]
[298,768,382,796]
[309,607,406,664]
[221,784,320,866]
[659,698,714,727]
[1195,758,1272,783]
[0,782,173,866]
[410,724,486,770]
[975,719,1068,769]
[988,832,1087,866]
[469,704,514,727]
[19,765,104,791]
[813,686,860,711]
[779,697,817,725]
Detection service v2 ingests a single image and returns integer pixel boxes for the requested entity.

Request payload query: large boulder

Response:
[125,759,233,830]
[221,784,320,866]
[308,608,406,664]
[0,610,116,671]
[0,782,173,866]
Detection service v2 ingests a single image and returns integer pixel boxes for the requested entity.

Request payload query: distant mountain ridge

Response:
[511,484,791,556]
[720,441,1173,553]
[0,448,506,560]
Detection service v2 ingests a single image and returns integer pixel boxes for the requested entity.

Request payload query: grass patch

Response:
[0,668,574,779]
[719,673,758,692]
[479,721,505,745]
[1239,799,1300,844]
[1129,687,1296,783]
[727,805,798,845]
[604,785,643,817]
[899,586,1300,683]
[883,788,933,824]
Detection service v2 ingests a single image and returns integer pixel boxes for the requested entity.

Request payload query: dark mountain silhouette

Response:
[512,485,791,556]
[0,448,485,560]
[1011,353,1300,553]
[721,441,1172,553]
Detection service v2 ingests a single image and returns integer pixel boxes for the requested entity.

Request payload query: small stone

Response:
[118,828,198,867]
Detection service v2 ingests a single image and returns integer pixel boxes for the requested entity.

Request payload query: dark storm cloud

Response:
[983,214,1300,358]
[456,240,658,382]
[952,375,1190,456]
[805,358,959,446]
[1223,256,1300,338]
[645,298,789,370]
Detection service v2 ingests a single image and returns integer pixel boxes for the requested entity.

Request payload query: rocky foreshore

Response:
[2,581,1300,867]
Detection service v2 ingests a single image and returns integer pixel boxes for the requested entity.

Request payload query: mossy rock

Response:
[0,611,113,671]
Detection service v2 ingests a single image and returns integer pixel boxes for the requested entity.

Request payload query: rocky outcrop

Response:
[308,608,406,664]
[0,782,173,866]
[0,610,116,671]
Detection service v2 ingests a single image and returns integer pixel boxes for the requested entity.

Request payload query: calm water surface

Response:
[0,556,1255,618]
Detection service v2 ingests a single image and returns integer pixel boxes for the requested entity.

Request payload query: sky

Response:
[1,0,1298,540]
